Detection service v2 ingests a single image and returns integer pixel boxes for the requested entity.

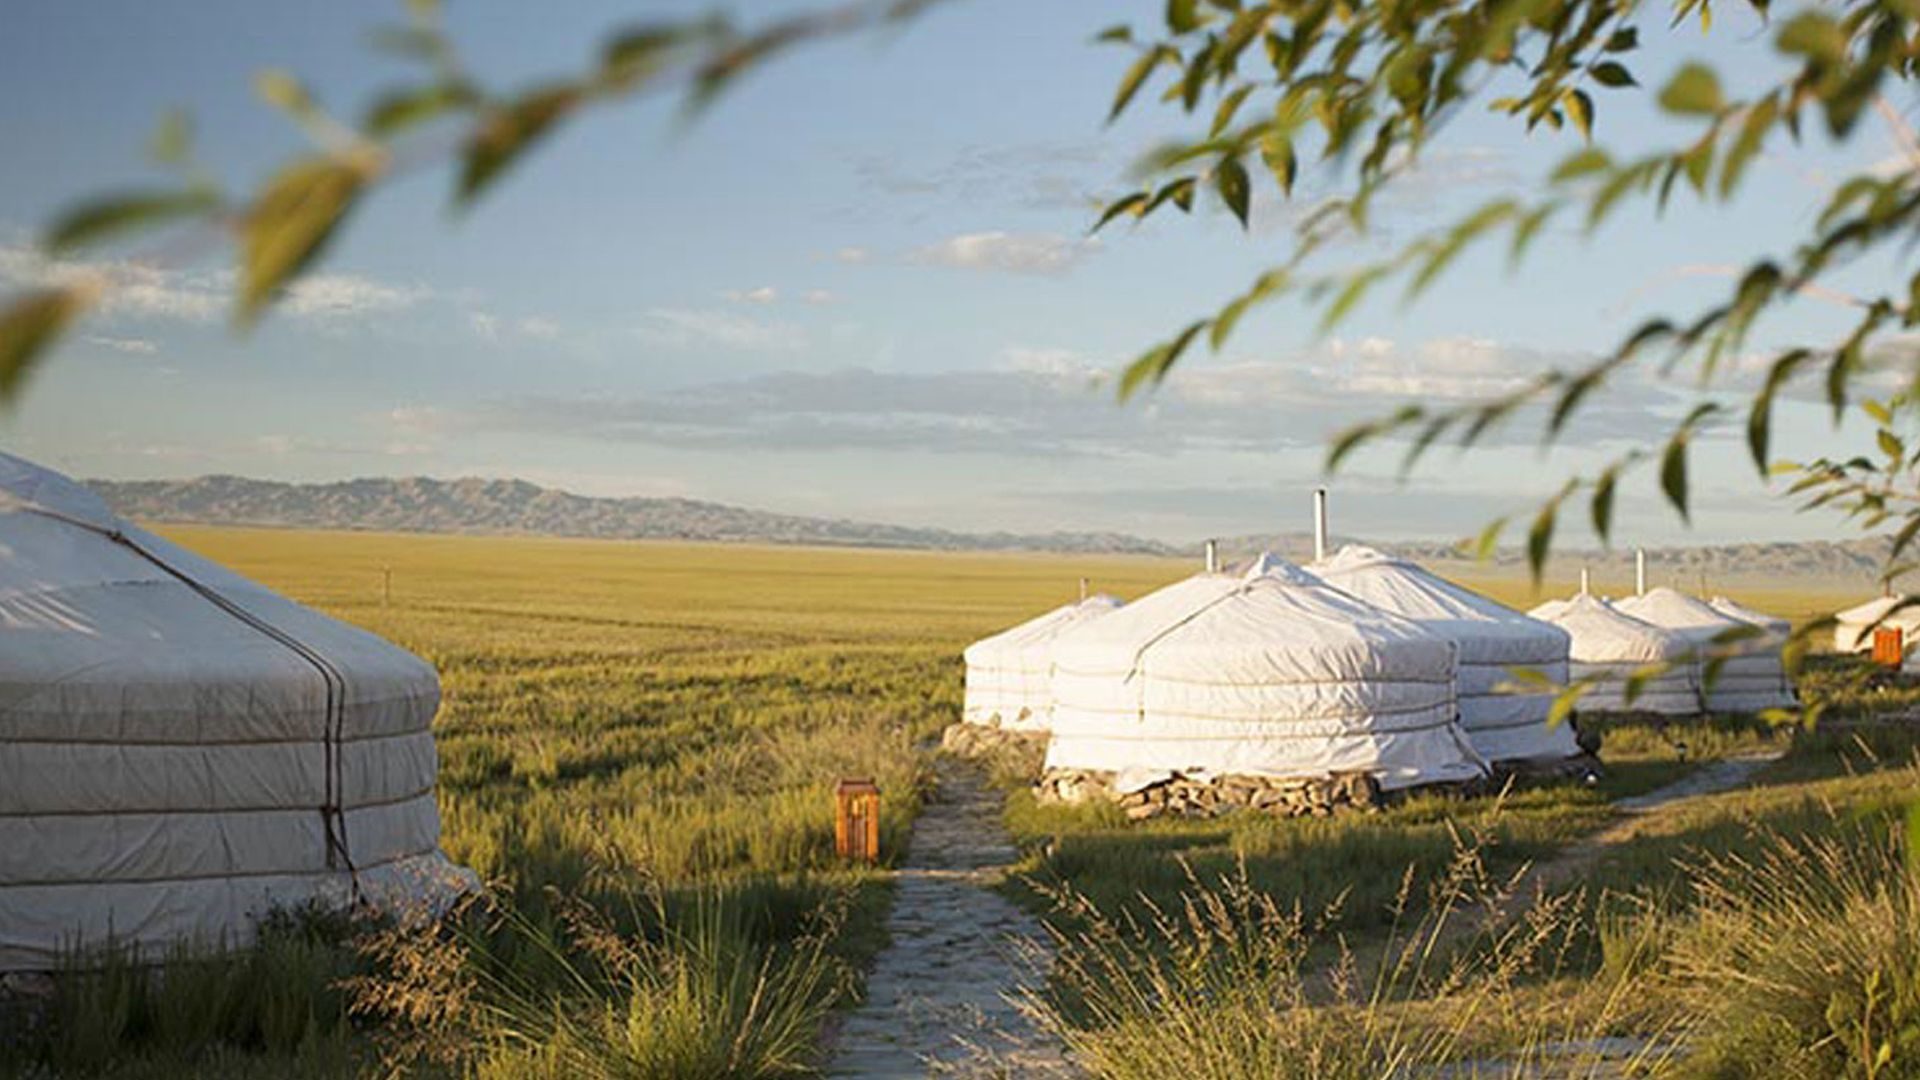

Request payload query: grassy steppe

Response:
[10,526,1910,1078]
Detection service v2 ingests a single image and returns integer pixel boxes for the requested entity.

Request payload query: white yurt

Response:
[0,452,475,971]
[1310,545,1580,765]
[1526,597,1575,623]
[1532,593,1700,713]
[1045,555,1484,791]
[962,593,1122,731]
[1614,587,1795,712]
[1709,596,1792,637]
[1832,595,1920,654]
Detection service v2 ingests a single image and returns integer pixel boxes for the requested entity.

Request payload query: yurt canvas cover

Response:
[1709,596,1792,637]
[1311,545,1579,765]
[1614,588,1795,712]
[1535,594,1698,714]
[1045,556,1483,791]
[1833,595,1920,653]
[962,594,1121,731]
[0,452,474,971]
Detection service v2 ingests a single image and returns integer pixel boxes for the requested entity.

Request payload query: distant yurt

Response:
[1615,588,1795,712]
[0,452,475,971]
[1045,555,1484,791]
[1311,545,1579,765]
[1527,596,1575,623]
[962,593,1122,731]
[1832,595,1920,654]
[1709,596,1792,637]
[1532,594,1699,713]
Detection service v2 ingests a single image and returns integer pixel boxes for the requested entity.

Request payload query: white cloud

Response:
[833,247,872,264]
[517,316,561,339]
[0,243,427,323]
[908,231,1099,276]
[470,312,501,340]
[802,289,837,305]
[85,335,158,354]
[280,274,429,318]
[635,307,805,352]
[722,285,779,304]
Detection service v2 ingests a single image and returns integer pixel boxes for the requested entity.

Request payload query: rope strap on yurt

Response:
[21,507,364,901]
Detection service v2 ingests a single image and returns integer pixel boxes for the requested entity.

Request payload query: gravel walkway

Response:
[827,758,1069,1078]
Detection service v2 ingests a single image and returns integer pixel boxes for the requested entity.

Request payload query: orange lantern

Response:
[1873,626,1905,669]
[834,779,881,864]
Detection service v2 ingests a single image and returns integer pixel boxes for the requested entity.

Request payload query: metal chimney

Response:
[1312,487,1329,563]
[1635,549,1647,596]
[1078,577,1089,602]
[1579,567,1590,595]
[1205,539,1219,573]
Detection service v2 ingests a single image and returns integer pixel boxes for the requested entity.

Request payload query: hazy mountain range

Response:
[90,474,1900,586]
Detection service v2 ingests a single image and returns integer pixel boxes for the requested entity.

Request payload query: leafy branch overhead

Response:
[0,0,943,398]
[1092,0,1920,582]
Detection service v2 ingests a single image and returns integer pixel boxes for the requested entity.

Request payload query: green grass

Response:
[7,527,1188,1077]
[17,526,1919,1076]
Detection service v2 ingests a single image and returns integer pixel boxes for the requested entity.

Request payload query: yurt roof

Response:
[1310,544,1569,656]
[0,451,438,736]
[1049,553,1451,678]
[1537,593,1689,664]
[1708,596,1791,634]
[1834,594,1920,625]
[1614,587,1752,641]
[963,594,1122,665]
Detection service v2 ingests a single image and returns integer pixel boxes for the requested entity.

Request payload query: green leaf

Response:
[1591,61,1637,88]
[1658,64,1725,116]
[1547,683,1588,729]
[255,69,319,120]
[1215,157,1251,228]
[1118,320,1207,401]
[362,82,478,137]
[1591,466,1618,543]
[1777,12,1845,63]
[43,190,220,254]
[1210,84,1254,138]
[458,86,578,206]
[1880,428,1906,462]
[1167,0,1202,34]
[0,287,92,402]
[237,157,366,326]
[1565,89,1594,139]
[1720,95,1778,198]
[1864,399,1893,425]
[1110,47,1170,123]
[148,110,192,166]
[1095,24,1133,44]
[1470,516,1510,561]
[601,25,682,88]
[1527,495,1559,584]
[1093,192,1149,232]
[1605,27,1639,52]
[1661,430,1691,521]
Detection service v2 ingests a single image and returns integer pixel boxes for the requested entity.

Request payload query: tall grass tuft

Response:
[351,879,850,1079]
[1020,830,1685,1079]
[1666,814,1920,1078]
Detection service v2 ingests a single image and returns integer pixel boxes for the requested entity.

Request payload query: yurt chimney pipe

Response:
[1580,567,1590,595]
[1635,549,1647,596]
[1079,577,1089,602]
[1205,539,1219,573]
[1313,487,1329,563]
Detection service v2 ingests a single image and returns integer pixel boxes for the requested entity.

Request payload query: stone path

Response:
[1497,748,1786,918]
[828,758,1068,1078]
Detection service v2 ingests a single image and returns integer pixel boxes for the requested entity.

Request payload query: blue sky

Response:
[0,0,1908,546]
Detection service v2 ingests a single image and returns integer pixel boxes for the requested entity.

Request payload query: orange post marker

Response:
[835,778,881,864]
[1873,626,1905,669]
